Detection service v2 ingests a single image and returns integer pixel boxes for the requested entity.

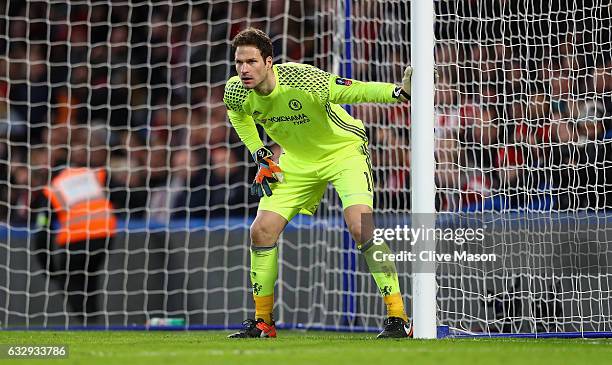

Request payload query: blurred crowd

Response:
[0,1,294,225]
[355,0,612,212]
[0,1,611,226]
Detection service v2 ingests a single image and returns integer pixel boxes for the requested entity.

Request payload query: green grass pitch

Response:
[1,331,611,364]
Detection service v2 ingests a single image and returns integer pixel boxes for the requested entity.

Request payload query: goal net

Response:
[434,0,612,335]
[0,0,611,336]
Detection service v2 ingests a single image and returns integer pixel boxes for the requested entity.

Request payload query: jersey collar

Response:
[255,65,280,98]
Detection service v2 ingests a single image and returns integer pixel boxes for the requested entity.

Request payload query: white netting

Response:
[0,0,610,334]
[434,0,612,334]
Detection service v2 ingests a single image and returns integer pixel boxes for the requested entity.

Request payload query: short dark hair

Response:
[231,27,273,60]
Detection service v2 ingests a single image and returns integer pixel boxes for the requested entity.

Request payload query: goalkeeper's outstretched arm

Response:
[327,66,412,105]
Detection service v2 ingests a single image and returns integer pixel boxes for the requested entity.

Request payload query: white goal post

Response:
[411,0,437,339]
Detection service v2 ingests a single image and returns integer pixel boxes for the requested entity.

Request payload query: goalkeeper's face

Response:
[235,46,273,90]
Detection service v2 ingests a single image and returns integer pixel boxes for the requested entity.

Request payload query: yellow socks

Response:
[384,292,408,322]
[254,294,274,324]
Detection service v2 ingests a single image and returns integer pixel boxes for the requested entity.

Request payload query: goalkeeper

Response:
[224,28,413,339]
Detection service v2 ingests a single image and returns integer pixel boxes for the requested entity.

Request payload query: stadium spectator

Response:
[571,100,611,209]
[8,44,49,143]
[187,7,210,89]
[549,65,574,116]
[109,155,148,219]
[208,147,249,217]
[151,148,207,221]
[32,155,117,325]
[146,143,171,222]
[372,126,411,211]
[109,131,148,218]
[0,58,27,142]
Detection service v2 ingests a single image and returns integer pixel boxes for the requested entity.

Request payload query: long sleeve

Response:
[227,110,264,155]
[224,76,265,155]
[328,76,400,105]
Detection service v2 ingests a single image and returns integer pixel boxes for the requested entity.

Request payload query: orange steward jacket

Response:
[43,167,117,245]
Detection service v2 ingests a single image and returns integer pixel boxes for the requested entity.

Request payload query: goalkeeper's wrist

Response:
[252,147,274,163]
[392,86,410,102]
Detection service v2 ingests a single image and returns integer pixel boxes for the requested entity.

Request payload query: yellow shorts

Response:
[258,144,374,221]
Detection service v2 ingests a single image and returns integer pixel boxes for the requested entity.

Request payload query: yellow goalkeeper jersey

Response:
[223,62,401,162]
